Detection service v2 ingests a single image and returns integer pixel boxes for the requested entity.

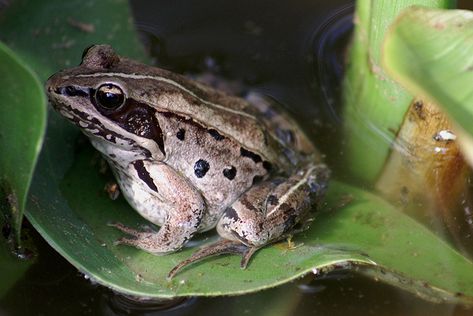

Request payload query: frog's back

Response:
[115,56,322,169]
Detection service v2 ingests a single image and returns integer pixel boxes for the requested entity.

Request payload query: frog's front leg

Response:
[168,163,329,278]
[113,160,205,254]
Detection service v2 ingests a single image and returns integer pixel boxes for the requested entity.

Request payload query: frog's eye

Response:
[95,84,125,110]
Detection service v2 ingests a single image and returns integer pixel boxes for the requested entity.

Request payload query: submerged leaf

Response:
[381,7,473,249]
[383,7,473,132]
[383,7,473,167]
[342,0,454,183]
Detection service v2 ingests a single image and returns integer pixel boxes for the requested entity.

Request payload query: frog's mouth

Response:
[53,97,120,141]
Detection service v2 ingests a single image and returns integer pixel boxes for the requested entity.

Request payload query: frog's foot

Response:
[108,222,155,236]
[109,222,182,254]
[167,239,260,279]
[108,222,157,247]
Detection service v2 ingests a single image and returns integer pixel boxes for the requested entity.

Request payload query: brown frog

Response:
[45,45,330,278]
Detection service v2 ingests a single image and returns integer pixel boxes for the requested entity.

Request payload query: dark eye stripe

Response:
[90,92,165,156]
[56,85,90,97]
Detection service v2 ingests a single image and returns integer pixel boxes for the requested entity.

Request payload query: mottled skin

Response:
[46,45,330,277]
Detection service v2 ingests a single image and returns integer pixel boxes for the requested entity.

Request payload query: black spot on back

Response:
[263,161,272,171]
[267,195,279,206]
[223,166,237,180]
[194,159,210,178]
[252,175,263,185]
[240,147,262,163]
[208,129,225,141]
[176,128,185,141]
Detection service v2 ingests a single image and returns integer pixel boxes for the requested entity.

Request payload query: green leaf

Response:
[0,41,46,244]
[0,0,148,240]
[383,7,473,163]
[24,127,473,300]
[342,0,455,183]
[0,0,147,295]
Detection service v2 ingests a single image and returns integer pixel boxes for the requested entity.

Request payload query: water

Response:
[2,0,473,315]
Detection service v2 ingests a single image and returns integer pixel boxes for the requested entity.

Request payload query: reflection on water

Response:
[105,292,195,315]
[310,3,353,124]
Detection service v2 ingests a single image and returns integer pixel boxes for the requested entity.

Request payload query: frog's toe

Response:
[240,246,260,269]
[167,239,260,280]
[108,222,143,236]
[114,234,160,251]
[114,236,138,246]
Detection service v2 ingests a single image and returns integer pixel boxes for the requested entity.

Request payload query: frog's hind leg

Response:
[167,239,257,279]
[217,163,329,248]
[168,163,329,278]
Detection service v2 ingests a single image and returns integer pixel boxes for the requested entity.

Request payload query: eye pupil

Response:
[95,84,125,109]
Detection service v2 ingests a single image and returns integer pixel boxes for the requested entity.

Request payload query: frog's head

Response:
[46,45,165,160]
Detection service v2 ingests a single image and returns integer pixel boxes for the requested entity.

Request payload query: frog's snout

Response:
[45,72,63,98]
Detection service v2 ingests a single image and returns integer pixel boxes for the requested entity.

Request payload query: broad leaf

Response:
[0,0,146,295]
[0,42,46,244]
[24,131,473,301]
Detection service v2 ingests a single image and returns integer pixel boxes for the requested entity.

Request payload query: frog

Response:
[45,45,330,278]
